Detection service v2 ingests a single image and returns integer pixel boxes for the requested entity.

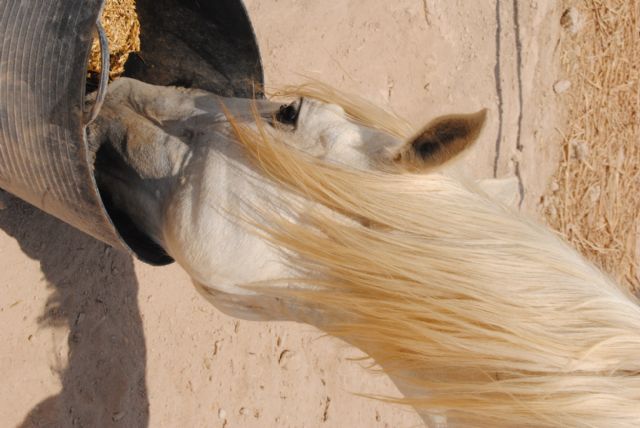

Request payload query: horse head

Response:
[89,77,640,427]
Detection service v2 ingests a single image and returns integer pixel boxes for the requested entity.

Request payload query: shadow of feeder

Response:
[0,0,264,265]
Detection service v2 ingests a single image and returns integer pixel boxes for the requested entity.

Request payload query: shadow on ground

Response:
[0,191,149,427]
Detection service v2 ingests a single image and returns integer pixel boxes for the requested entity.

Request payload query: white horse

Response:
[90,78,640,427]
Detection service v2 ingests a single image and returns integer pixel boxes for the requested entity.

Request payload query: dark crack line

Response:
[513,0,524,151]
[514,160,525,209]
[513,0,525,207]
[492,0,504,178]
[421,0,432,25]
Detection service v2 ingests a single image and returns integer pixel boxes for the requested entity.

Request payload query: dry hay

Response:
[87,0,140,79]
[544,1,639,293]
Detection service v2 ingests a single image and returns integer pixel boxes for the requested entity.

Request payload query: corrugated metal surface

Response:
[0,0,264,265]
[0,0,125,249]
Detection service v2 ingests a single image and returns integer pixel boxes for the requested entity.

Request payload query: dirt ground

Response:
[0,1,566,427]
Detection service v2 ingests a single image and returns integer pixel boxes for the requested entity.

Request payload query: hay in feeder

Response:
[88,0,140,79]
[544,0,639,294]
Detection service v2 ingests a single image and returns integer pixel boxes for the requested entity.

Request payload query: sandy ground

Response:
[0,1,566,427]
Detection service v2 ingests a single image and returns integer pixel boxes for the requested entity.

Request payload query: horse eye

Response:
[275,100,301,126]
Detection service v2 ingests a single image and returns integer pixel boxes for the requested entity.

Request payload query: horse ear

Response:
[392,109,487,171]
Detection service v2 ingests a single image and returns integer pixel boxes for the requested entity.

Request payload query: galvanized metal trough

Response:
[0,0,263,264]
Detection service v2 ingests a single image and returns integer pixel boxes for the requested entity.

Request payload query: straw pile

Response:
[544,1,639,294]
[87,0,140,78]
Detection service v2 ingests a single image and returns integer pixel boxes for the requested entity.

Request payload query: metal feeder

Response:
[0,0,264,265]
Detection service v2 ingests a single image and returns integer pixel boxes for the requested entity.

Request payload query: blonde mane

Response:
[226,88,640,427]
